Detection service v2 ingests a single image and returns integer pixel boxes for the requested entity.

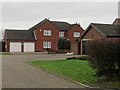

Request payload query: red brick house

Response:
[4,18,84,52]
[80,18,120,55]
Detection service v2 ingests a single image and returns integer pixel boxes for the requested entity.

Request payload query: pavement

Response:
[2,54,85,88]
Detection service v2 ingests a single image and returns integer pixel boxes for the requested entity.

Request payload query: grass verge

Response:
[0,52,11,55]
[29,60,98,83]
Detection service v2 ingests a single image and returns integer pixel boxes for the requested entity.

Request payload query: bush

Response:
[58,37,70,50]
[66,57,77,60]
[87,39,120,80]
[78,55,88,60]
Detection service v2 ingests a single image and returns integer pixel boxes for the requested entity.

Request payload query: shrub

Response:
[87,39,120,80]
[66,57,77,60]
[58,37,70,50]
[66,55,88,60]
[78,55,88,60]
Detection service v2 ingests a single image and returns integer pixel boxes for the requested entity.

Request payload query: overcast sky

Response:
[0,1,119,39]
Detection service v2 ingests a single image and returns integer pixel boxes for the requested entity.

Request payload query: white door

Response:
[24,42,35,52]
[10,42,22,52]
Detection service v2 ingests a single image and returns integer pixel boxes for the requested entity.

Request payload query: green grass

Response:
[86,81,120,88]
[29,60,98,83]
[0,52,11,55]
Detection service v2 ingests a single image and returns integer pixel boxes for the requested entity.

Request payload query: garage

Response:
[24,42,35,52]
[10,42,22,52]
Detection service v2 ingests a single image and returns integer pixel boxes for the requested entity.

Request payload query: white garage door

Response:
[24,42,35,52]
[10,42,22,52]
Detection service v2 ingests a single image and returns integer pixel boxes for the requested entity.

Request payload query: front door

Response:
[82,41,88,55]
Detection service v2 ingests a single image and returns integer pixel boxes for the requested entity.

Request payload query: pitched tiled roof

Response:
[29,18,71,31]
[51,21,71,31]
[81,23,120,38]
[92,23,120,37]
[29,18,49,31]
[5,29,35,40]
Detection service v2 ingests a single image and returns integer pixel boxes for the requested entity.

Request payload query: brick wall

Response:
[34,22,84,52]
[67,24,84,43]
[71,42,79,54]
[34,21,59,52]
[82,27,104,40]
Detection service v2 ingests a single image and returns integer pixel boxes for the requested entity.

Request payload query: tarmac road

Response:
[2,54,85,88]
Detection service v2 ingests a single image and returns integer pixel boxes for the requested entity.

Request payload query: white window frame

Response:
[33,31,37,40]
[44,30,51,36]
[43,41,51,48]
[59,32,64,37]
[73,32,80,37]
[82,39,91,41]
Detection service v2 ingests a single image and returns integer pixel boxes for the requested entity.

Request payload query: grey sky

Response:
[0,2,119,39]
[2,0,120,2]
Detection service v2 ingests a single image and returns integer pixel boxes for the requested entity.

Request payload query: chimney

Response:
[76,21,80,26]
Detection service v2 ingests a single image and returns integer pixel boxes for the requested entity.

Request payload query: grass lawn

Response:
[29,60,98,83]
[0,52,11,55]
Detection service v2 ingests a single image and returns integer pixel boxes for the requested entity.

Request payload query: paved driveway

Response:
[2,54,85,88]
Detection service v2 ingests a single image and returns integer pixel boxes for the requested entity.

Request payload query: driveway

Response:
[2,54,85,88]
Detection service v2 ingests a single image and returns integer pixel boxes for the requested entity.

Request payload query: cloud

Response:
[2,0,120,2]
[1,2,118,39]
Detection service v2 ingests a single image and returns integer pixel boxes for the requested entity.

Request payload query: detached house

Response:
[4,18,84,52]
[80,18,120,55]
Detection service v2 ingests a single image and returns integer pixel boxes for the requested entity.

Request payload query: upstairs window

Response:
[44,30,51,36]
[59,32,64,37]
[73,32,80,37]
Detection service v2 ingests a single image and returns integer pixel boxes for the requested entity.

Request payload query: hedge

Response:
[87,39,120,80]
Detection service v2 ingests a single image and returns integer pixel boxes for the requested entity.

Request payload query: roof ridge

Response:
[51,21,71,24]
[91,23,120,27]
[91,23,113,25]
